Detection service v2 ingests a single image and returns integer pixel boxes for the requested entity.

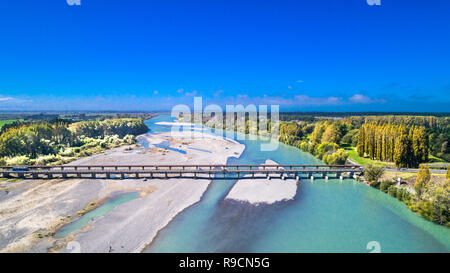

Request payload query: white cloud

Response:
[348,94,386,104]
[177,88,184,93]
[214,90,224,97]
[213,93,386,107]
[293,95,343,105]
[0,97,13,101]
[185,90,198,96]
[153,90,159,95]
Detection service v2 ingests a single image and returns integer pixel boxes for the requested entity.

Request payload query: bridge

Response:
[0,164,363,181]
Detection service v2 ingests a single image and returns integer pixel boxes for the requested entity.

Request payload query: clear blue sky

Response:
[0,0,449,112]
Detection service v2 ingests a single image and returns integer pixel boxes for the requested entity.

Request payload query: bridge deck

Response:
[0,164,363,180]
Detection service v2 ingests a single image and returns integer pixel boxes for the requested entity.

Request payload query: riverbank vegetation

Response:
[366,164,449,227]
[0,118,148,166]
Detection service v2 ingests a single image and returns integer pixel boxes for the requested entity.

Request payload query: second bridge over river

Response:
[1,164,363,180]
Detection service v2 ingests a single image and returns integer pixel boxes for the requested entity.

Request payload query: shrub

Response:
[380,180,393,193]
[6,155,31,166]
[322,149,349,165]
[35,154,60,165]
[388,185,398,197]
[58,148,75,157]
[364,165,385,183]
[369,181,380,189]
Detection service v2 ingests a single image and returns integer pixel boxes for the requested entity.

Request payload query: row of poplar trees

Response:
[357,122,428,168]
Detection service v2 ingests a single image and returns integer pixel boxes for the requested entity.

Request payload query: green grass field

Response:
[344,146,449,168]
[344,146,392,167]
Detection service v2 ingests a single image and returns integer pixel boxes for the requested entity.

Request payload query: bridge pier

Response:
[62,173,67,179]
[77,173,81,178]
[135,173,139,179]
[106,173,110,179]
[92,173,96,179]
[120,173,124,180]
[349,171,355,178]
[32,173,38,179]
[47,173,53,179]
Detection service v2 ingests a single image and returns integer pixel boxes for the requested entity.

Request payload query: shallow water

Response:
[153,141,187,154]
[144,115,450,253]
[54,191,140,238]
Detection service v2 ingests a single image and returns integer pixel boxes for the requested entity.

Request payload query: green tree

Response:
[415,165,431,198]
[341,129,359,146]
[380,180,393,193]
[388,185,398,197]
[394,126,411,168]
[321,124,340,144]
[279,122,302,145]
[311,122,326,144]
[364,165,385,184]
[356,126,365,157]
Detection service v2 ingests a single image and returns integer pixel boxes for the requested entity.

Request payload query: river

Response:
[144,115,450,253]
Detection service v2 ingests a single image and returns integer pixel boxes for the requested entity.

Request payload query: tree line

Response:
[69,118,148,138]
[356,122,428,168]
[0,118,148,159]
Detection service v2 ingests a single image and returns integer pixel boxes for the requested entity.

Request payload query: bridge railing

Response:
[0,164,361,171]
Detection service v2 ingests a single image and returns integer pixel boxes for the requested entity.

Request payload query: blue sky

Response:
[0,0,449,112]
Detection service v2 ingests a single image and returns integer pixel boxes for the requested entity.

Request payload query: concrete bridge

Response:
[0,164,363,181]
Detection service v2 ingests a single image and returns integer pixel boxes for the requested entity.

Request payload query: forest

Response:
[357,123,428,168]
[0,118,148,166]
